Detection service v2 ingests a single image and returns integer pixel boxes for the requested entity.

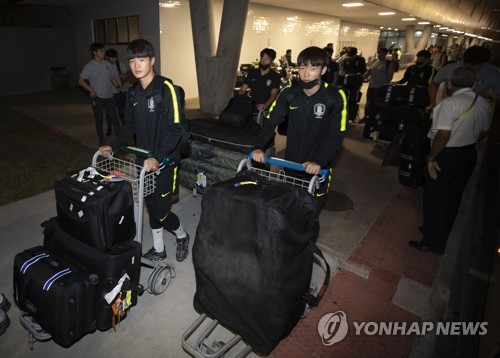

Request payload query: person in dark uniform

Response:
[322,46,340,85]
[238,48,281,111]
[252,46,347,213]
[99,39,190,262]
[395,50,435,88]
[343,47,366,75]
[410,67,492,255]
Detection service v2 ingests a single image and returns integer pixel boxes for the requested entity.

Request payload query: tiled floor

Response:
[272,186,440,358]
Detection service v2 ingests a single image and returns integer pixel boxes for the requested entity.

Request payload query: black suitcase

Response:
[13,246,97,347]
[399,122,430,187]
[219,95,254,129]
[392,105,429,131]
[43,220,141,331]
[190,140,247,171]
[192,174,329,355]
[337,74,363,90]
[54,169,136,251]
[363,101,395,139]
[189,117,274,154]
[376,85,430,108]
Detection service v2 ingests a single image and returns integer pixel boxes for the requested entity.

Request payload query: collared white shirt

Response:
[428,87,492,147]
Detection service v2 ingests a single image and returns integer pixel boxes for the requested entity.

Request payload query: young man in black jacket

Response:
[99,39,190,262]
[252,46,347,212]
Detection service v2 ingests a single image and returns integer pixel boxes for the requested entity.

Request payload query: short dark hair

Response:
[297,46,329,67]
[90,42,104,53]
[463,45,491,65]
[105,48,118,58]
[347,47,357,56]
[126,39,155,60]
[416,50,432,59]
[378,48,388,55]
[450,67,475,87]
[323,46,333,57]
[260,48,277,61]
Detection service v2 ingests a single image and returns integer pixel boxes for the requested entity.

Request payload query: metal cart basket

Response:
[92,147,176,295]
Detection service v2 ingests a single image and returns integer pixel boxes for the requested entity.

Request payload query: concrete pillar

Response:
[447,36,454,47]
[416,25,432,51]
[189,0,249,115]
[405,25,415,54]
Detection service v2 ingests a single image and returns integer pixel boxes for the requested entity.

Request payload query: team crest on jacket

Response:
[148,97,155,111]
[314,103,326,118]
[266,79,272,87]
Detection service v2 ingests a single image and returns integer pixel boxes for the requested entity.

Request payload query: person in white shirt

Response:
[410,67,493,255]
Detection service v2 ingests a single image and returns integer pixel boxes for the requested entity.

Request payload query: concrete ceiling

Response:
[5,0,500,41]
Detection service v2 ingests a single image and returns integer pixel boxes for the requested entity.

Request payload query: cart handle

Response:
[248,153,330,178]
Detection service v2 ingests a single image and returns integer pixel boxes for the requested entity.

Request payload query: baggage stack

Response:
[362,84,431,187]
[13,148,176,349]
[179,97,275,196]
[182,156,331,357]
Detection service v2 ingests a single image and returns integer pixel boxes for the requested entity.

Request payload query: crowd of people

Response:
[81,39,498,261]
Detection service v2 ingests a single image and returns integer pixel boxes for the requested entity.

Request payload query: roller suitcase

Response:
[42,219,141,331]
[190,140,247,171]
[376,85,430,108]
[337,74,363,90]
[13,246,97,348]
[192,173,327,355]
[54,168,136,251]
[189,118,261,154]
[399,122,430,187]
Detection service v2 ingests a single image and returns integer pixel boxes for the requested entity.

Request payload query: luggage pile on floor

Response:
[13,168,141,348]
[179,95,275,195]
[337,74,363,122]
[363,85,431,188]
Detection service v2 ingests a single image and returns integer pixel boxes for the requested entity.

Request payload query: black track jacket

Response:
[255,82,347,168]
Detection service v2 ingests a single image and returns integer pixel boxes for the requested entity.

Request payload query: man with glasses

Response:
[79,42,122,146]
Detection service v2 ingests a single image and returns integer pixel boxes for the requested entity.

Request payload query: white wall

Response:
[160,1,346,101]
[337,21,381,64]
[0,27,76,96]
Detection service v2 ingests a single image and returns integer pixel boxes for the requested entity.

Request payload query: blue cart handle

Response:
[248,153,330,178]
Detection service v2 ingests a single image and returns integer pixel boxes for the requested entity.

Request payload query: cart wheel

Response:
[147,265,174,295]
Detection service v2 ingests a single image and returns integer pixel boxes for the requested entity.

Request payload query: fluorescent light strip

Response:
[378,12,395,15]
[402,18,416,21]
[342,2,364,7]
[418,22,430,25]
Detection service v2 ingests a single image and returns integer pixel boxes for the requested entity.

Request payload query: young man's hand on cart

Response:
[99,145,113,158]
[143,157,160,172]
[302,162,321,175]
[251,149,265,163]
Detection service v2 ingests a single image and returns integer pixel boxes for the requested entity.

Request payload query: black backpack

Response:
[128,76,191,156]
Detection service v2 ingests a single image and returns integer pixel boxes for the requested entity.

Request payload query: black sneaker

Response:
[176,234,190,262]
[0,293,10,313]
[143,247,167,262]
[0,309,10,336]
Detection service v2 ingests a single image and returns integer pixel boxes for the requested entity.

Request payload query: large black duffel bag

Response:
[219,94,254,129]
[54,168,136,251]
[192,173,329,355]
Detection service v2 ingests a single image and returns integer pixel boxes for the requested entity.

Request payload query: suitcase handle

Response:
[248,153,330,178]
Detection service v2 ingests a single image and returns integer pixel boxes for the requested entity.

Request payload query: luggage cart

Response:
[92,146,176,296]
[182,155,330,358]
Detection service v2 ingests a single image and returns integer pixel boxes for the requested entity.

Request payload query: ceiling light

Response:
[380,26,384,29]
[378,12,395,16]
[402,18,416,21]
[439,27,448,30]
[394,29,398,31]
[342,2,364,7]
[418,22,430,25]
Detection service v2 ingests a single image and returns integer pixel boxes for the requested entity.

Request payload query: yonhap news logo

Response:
[317,311,488,346]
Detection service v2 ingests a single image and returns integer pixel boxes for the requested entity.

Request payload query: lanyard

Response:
[454,94,478,122]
